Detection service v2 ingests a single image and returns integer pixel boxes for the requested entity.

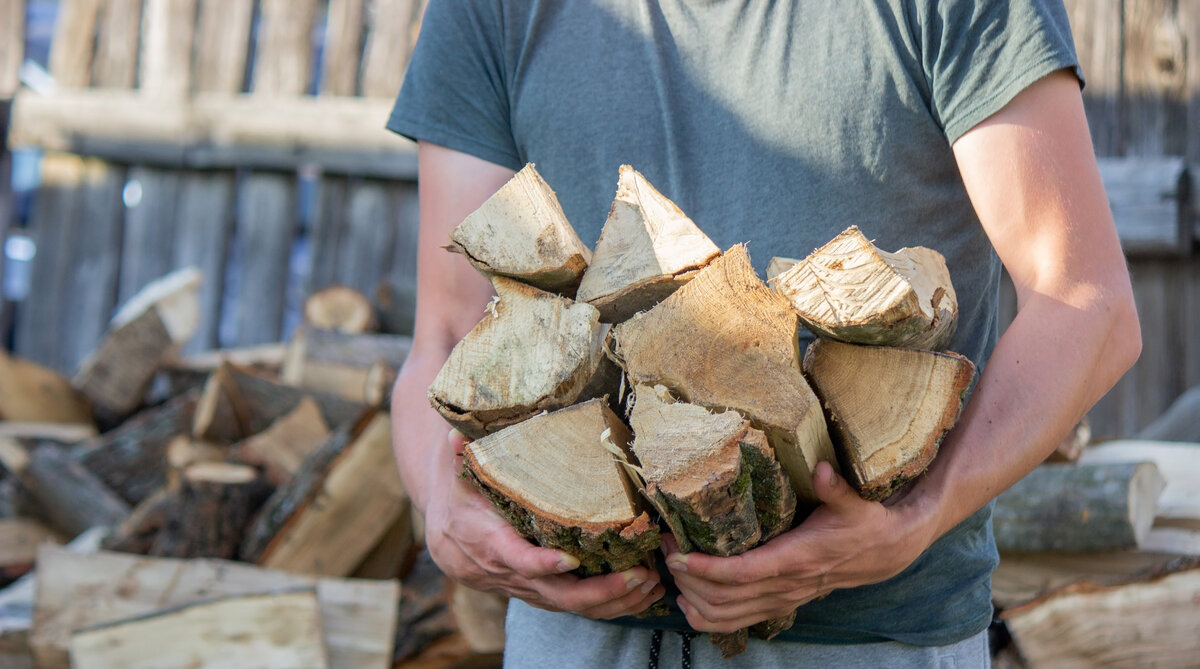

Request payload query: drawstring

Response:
[648,630,700,669]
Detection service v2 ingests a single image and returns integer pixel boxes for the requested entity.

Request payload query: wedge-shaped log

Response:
[149,463,270,560]
[803,339,975,500]
[235,396,330,486]
[0,350,91,425]
[771,226,958,350]
[993,462,1165,553]
[21,445,130,538]
[613,245,836,506]
[429,277,616,439]
[449,163,591,294]
[68,589,329,669]
[576,166,720,322]
[72,267,202,425]
[630,385,797,657]
[463,399,659,576]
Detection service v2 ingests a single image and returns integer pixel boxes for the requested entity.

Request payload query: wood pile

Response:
[429,164,979,658]
[0,271,500,668]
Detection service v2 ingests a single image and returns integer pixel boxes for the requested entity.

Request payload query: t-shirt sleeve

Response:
[920,0,1082,144]
[387,0,523,170]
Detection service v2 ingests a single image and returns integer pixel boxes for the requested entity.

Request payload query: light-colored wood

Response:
[72,268,202,423]
[429,276,613,439]
[993,462,1166,553]
[351,512,416,580]
[138,0,198,97]
[451,586,507,654]
[1122,0,1188,158]
[1063,0,1123,156]
[165,436,225,488]
[304,285,377,333]
[1002,558,1200,668]
[803,339,975,500]
[449,164,591,295]
[31,545,398,669]
[576,165,720,322]
[321,0,366,96]
[0,350,92,424]
[0,422,97,442]
[282,327,410,403]
[1078,440,1200,529]
[992,550,1180,610]
[193,0,253,94]
[764,256,798,281]
[360,0,420,97]
[251,413,409,577]
[101,487,173,555]
[68,589,329,669]
[771,226,958,350]
[169,343,288,372]
[92,0,142,89]
[48,0,102,87]
[10,89,408,152]
[235,396,330,486]
[613,245,836,506]
[464,399,659,576]
[253,0,319,96]
[0,520,62,569]
[1046,418,1090,463]
[0,0,23,97]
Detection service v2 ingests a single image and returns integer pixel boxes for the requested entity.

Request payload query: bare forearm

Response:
[391,344,458,513]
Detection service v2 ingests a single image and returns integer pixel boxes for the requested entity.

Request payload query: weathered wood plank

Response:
[309,175,349,294]
[1122,0,1188,157]
[92,0,142,89]
[173,171,234,352]
[384,180,420,332]
[253,0,319,96]
[321,0,366,96]
[1063,0,1123,156]
[193,0,253,94]
[232,172,296,345]
[360,0,420,98]
[48,0,103,87]
[139,0,199,97]
[0,0,25,98]
[1098,156,1189,255]
[338,180,396,295]
[118,167,180,305]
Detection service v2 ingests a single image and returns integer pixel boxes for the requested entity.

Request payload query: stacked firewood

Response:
[428,164,978,658]
[0,275,496,668]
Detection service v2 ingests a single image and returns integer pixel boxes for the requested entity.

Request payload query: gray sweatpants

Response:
[504,599,991,668]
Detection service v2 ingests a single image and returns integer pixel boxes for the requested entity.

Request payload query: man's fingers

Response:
[676,595,797,635]
[536,567,659,613]
[501,539,581,579]
[577,582,665,620]
[812,460,866,515]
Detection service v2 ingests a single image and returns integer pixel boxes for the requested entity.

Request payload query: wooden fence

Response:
[1,0,1198,440]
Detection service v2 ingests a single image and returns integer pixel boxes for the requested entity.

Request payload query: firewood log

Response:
[281,326,410,403]
[575,165,720,322]
[448,163,591,295]
[0,351,92,425]
[770,226,958,350]
[233,396,329,486]
[22,445,130,538]
[612,245,837,506]
[803,339,975,500]
[1046,418,1090,463]
[101,487,173,555]
[303,284,376,333]
[428,276,616,440]
[463,399,660,576]
[149,462,270,560]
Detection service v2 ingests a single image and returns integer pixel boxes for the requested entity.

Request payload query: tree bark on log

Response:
[101,487,173,555]
[993,462,1165,553]
[24,445,130,538]
[149,463,270,559]
[234,396,330,486]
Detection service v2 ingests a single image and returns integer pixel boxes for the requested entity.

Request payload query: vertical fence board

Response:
[233,172,296,345]
[1183,0,1200,166]
[308,176,349,293]
[322,0,366,96]
[360,0,419,98]
[118,167,180,303]
[173,171,233,352]
[336,180,396,295]
[49,0,103,87]
[1184,259,1200,392]
[194,0,254,95]
[93,0,143,89]
[380,180,419,334]
[62,159,124,370]
[0,0,25,98]
[1064,0,1123,156]
[1129,261,1179,432]
[140,0,198,97]
[254,0,319,96]
[1122,0,1188,156]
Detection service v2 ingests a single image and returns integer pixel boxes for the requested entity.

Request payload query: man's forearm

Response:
[391,347,458,514]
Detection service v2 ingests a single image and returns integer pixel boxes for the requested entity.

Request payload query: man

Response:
[388,1,1141,665]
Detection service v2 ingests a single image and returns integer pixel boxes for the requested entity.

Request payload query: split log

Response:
[770,226,958,350]
[802,339,975,500]
[451,586,508,654]
[166,342,288,373]
[73,389,198,506]
[1135,385,1200,442]
[1046,418,1090,463]
[463,399,660,576]
[612,245,836,506]
[575,165,720,322]
[192,363,364,444]
[304,284,377,333]
[448,163,591,295]
[0,520,61,571]
[30,545,398,669]
[393,550,457,662]
[1001,557,1200,668]
[764,256,798,281]
[22,445,130,538]
[72,267,202,425]
[992,550,1181,610]
[281,327,410,403]
[234,396,330,485]
[0,423,97,443]
[149,463,270,560]
[241,412,409,576]
[0,351,92,425]
[68,589,328,669]
[164,436,226,489]
[351,512,417,580]
[993,462,1165,553]
[101,487,173,555]
[1078,440,1200,531]
[429,276,616,439]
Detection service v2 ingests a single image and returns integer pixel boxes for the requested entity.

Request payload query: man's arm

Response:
[664,70,1142,633]
[391,142,663,618]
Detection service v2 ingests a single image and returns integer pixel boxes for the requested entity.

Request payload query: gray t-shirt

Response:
[390,0,1079,646]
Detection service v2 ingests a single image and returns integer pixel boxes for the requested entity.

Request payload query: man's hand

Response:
[422,429,665,619]
[665,461,935,633]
